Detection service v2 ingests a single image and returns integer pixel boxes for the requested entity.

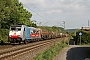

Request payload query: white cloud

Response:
[19,0,90,29]
[47,10,62,14]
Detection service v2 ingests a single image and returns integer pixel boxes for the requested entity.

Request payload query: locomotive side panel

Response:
[25,26,30,39]
[29,27,41,41]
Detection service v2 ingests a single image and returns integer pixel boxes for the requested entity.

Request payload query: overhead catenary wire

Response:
[23,4,48,21]
[22,0,49,20]
[20,0,56,26]
[27,0,40,13]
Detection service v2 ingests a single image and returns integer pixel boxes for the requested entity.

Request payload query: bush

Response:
[0,29,9,43]
[75,30,90,44]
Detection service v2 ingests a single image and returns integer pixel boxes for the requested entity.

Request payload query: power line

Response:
[23,4,48,21]
[24,0,55,22]
[20,0,58,26]
[25,0,49,20]
[27,0,40,12]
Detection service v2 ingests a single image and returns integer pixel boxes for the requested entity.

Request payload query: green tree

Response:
[0,0,33,29]
[0,0,33,42]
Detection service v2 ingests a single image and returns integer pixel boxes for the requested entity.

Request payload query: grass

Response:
[34,41,68,60]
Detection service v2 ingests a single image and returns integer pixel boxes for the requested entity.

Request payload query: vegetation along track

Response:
[0,38,63,60]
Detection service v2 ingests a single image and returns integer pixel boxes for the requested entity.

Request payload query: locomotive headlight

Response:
[9,35,12,37]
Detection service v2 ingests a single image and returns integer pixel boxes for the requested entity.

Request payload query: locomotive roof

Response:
[11,25,22,27]
[10,25,28,27]
[29,27,39,29]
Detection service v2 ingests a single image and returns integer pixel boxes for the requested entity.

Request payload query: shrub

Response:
[75,30,90,44]
[0,29,9,43]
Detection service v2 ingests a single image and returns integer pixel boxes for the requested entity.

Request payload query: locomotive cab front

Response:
[8,25,22,43]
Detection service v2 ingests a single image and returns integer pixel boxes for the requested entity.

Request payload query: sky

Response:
[19,0,90,29]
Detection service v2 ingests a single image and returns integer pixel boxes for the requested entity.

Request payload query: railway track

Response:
[0,39,60,60]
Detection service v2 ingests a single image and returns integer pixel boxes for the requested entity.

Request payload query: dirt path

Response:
[53,45,90,60]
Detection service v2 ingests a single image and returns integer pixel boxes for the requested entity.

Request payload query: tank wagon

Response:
[8,25,68,44]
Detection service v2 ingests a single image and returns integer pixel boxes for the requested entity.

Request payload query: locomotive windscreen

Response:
[10,25,21,31]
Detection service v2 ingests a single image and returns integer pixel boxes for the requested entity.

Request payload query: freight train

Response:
[8,25,68,44]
